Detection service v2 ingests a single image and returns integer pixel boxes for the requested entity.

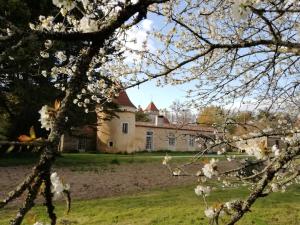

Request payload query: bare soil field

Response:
[0,160,239,205]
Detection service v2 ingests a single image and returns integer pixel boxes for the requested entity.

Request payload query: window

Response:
[122,123,128,134]
[146,131,153,136]
[108,141,113,147]
[189,135,195,147]
[78,137,87,152]
[146,131,153,150]
[168,134,176,146]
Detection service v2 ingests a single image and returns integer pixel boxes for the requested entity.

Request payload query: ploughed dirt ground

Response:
[0,160,239,205]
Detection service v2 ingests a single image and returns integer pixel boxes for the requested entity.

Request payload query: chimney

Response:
[155,115,164,126]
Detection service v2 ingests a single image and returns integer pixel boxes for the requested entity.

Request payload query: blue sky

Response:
[125,12,190,110]
[127,80,190,110]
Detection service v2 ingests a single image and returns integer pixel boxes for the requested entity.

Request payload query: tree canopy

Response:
[197,106,225,127]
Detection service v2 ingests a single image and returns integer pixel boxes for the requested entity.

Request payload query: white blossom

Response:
[79,16,98,33]
[41,70,47,77]
[39,105,54,131]
[272,145,280,157]
[194,185,211,197]
[39,16,54,30]
[40,51,49,58]
[204,207,216,218]
[29,23,35,30]
[217,148,226,155]
[6,28,13,36]
[172,168,181,176]
[284,134,300,145]
[271,183,279,192]
[52,0,76,11]
[231,0,251,21]
[224,200,240,211]
[237,141,266,160]
[50,172,69,200]
[55,51,67,62]
[162,155,172,165]
[44,40,53,49]
[202,158,218,178]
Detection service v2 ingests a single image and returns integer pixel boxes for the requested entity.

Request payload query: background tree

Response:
[0,0,110,142]
[0,0,57,140]
[197,106,225,127]
[135,110,151,122]
[162,100,196,124]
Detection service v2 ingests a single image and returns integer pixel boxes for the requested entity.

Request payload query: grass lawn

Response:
[1,185,299,225]
[0,152,245,168]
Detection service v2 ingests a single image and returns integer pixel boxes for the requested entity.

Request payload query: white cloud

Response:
[141,19,152,32]
[123,19,155,63]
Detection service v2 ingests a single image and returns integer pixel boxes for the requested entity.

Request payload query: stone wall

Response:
[60,126,96,152]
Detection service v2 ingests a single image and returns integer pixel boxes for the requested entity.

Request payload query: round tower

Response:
[97,90,136,153]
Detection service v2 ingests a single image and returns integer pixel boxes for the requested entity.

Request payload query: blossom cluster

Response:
[30,0,140,33]
[231,0,299,21]
[204,207,220,218]
[236,140,267,160]
[28,0,152,118]
[162,154,172,165]
[283,133,300,145]
[50,172,70,200]
[202,200,242,219]
[202,158,219,179]
[39,105,56,131]
[194,185,211,197]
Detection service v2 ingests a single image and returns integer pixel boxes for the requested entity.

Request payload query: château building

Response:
[60,90,217,153]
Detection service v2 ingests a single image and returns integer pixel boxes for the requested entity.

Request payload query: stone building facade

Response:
[60,90,216,153]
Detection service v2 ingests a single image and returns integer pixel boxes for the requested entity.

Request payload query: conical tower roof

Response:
[145,101,159,112]
[114,90,136,109]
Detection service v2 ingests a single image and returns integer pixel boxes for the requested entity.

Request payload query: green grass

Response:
[0,152,243,168]
[1,185,299,225]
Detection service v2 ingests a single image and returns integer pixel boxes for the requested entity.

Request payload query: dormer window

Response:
[122,123,128,134]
